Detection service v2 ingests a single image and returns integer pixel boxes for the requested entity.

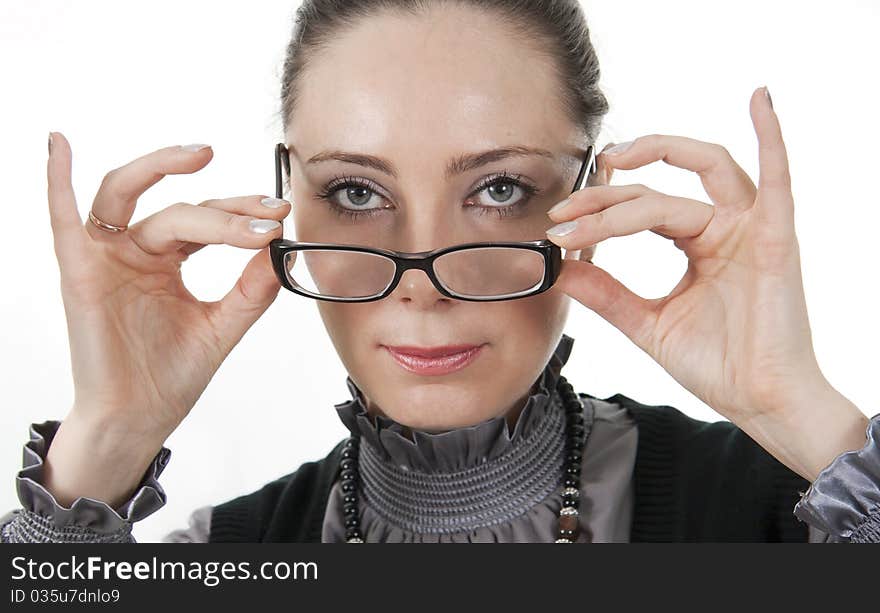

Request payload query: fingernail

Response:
[763,86,773,110]
[546,220,578,237]
[604,140,633,155]
[547,197,571,216]
[249,219,281,234]
[181,143,211,152]
[260,197,289,208]
[47,132,53,156]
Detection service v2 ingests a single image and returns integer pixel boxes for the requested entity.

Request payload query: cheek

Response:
[316,302,379,364]
[532,284,570,321]
[290,201,321,239]
[488,289,570,342]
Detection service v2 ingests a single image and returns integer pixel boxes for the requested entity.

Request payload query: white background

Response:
[1,1,877,543]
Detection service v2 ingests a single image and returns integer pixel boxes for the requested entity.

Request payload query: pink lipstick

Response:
[383,343,486,376]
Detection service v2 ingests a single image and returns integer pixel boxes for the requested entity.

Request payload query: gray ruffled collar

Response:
[334,333,575,473]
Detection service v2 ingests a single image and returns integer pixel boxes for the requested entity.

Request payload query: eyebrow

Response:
[305,145,555,180]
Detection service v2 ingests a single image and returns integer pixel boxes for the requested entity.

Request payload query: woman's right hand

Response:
[40,132,290,509]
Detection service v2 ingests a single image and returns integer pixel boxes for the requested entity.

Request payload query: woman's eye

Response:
[467,176,538,218]
[472,182,526,207]
[314,177,387,219]
[333,185,383,210]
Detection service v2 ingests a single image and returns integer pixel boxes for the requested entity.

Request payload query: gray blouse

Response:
[3,334,880,543]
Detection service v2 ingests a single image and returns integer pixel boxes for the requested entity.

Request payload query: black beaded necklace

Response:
[338,374,588,543]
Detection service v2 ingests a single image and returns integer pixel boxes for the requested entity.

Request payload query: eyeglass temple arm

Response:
[275,143,291,200]
[570,144,597,194]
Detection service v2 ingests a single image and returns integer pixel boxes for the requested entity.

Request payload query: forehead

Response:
[288,6,579,160]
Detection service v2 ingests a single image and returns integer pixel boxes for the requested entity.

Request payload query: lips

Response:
[382,343,486,376]
[384,344,482,358]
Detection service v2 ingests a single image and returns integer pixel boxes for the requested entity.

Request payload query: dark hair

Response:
[279,0,608,145]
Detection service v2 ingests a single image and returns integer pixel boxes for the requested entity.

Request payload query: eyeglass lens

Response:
[283,246,546,300]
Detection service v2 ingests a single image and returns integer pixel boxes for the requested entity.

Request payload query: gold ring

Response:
[88,210,128,233]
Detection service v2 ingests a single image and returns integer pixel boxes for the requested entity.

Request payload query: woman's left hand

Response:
[546,86,868,482]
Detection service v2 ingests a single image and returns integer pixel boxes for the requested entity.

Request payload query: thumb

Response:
[555,258,655,351]
[208,246,282,354]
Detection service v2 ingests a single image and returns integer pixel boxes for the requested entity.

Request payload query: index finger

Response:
[89,143,214,235]
[599,132,757,212]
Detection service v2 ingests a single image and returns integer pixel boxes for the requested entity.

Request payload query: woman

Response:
[2,0,878,543]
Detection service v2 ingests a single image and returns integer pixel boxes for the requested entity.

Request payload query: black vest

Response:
[208,393,811,542]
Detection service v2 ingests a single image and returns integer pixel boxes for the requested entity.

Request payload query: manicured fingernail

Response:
[547,198,571,216]
[249,219,281,234]
[47,132,53,156]
[547,220,578,237]
[605,140,633,155]
[763,86,773,110]
[260,197,289,208]
[181,143,211,152]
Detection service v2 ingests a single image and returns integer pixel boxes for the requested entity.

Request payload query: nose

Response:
[391,267,453,308]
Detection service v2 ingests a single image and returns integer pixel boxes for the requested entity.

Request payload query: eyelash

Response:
[312,171,540,221]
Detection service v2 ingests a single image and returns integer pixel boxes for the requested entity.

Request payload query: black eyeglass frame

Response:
[268,142,597,303]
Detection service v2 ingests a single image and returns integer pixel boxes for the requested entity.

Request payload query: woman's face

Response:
[285,5,607,433]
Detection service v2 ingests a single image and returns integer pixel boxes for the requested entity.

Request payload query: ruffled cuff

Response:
[10,419,171,539]
[793,412,880,542]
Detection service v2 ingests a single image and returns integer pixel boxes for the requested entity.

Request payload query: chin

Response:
[373,381,500,432]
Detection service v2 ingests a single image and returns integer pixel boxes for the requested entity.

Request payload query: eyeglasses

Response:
[268,142,596,302]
